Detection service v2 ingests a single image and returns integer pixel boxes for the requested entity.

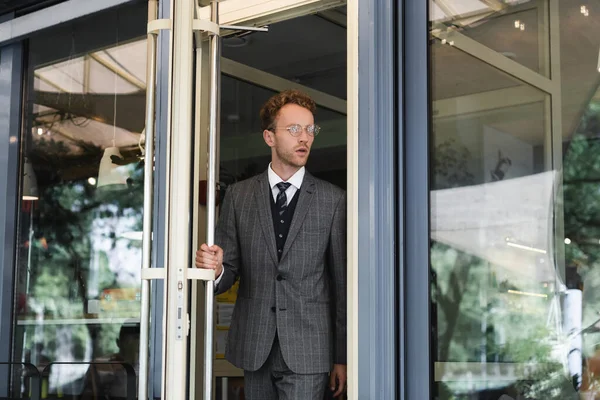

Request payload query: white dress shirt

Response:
[214,165,306,286]
[267,163,305,205]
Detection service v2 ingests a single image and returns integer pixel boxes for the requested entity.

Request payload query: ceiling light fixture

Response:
[97,147,128,189]
[581,5,589,16]
[98,47,129,191]
[223,36,250,48]
[22,158,39,201]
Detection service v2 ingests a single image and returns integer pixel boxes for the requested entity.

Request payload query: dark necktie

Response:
[275,182,292,216]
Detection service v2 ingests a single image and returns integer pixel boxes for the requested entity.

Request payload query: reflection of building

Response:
[0,0,599,399]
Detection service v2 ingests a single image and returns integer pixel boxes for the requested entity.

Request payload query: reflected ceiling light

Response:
[514,20,520,28]
[36,128,43,136]
[87,177,97,186]
[505,237,547,254]
[564,237,572,245]
[22,158,38,201]
[97,147,129,189]
[506,241,547,254]
[507,289,548,298]
[120,231,143,241]
[520,23,525,31]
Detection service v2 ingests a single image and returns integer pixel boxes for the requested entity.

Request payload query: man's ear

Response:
[263,129,275,147]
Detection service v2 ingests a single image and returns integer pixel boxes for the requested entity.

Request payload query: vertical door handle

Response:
[204,1,220,399]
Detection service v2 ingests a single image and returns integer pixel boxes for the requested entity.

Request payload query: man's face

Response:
[264,103,315,169]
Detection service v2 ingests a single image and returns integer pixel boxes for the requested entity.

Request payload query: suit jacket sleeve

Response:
[329,191,347,364]
[214,184,241,295]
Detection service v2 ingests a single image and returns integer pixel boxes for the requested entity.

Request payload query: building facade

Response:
[0,0,597,399]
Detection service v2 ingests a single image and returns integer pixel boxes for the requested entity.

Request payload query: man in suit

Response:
[195,89,347,399]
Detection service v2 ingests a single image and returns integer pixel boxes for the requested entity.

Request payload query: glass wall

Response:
[430,0,600,398]
[13,3,147,398]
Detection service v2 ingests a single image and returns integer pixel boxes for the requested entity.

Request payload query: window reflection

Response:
[564,99,600,399]
[430,0,600,399]
[14,5,146,398]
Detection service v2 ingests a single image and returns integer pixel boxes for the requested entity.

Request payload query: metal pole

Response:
[204,1,220,398]
[139,1,158,399]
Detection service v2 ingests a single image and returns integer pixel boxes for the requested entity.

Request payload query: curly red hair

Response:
[260,89,316,131]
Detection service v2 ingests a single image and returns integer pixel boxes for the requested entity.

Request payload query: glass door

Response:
[184,0,348,399]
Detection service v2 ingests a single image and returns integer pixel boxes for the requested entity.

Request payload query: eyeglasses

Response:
[270,124,321,137]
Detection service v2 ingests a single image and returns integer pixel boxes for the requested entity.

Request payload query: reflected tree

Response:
[18,136,145,368]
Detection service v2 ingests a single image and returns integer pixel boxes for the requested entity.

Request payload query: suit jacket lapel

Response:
[255,171,278,265]
[281,172,316,262]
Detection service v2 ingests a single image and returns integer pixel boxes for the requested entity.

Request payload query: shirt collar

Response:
[268,163,305,190]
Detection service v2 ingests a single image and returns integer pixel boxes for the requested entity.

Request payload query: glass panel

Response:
[430,0,600,399]
[431,44,556,399]
[13,4,147,399]
[431,0,548,77]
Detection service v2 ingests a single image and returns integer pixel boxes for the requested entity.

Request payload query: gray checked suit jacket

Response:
[214,170,347,374]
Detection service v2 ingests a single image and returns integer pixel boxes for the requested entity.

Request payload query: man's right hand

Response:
[195,244,224,278]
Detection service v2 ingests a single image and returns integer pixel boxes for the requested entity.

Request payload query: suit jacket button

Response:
[276,274,283,281]
[271,307,276,312]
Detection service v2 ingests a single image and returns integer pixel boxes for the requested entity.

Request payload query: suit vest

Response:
[269,185,300,261]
